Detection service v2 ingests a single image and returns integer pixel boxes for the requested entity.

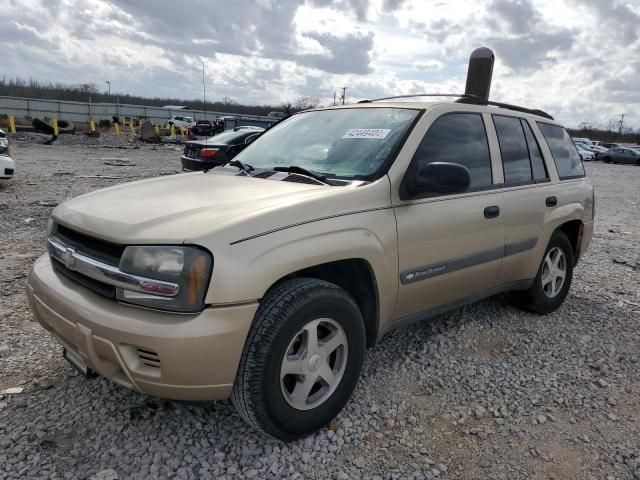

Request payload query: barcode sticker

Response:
[343,129,391,139]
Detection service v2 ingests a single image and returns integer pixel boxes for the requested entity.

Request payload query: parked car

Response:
[168,115,195,129]
[0,128,15,180]
[576,144,596,161]
[181,127,264,171]
[187,119,224,137]
[27,96,594,440]
[600,142,620,149]
[572,137,592,146]
[601,147,640,165]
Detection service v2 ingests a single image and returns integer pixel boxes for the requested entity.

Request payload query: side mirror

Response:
[407,162,471,196]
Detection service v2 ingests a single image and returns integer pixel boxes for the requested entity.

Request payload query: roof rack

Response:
[456,96,554,120]
[357,92,554,120]
[358,93,476,103]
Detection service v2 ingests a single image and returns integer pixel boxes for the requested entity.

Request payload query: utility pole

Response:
[333,91,336,107]
[340,87,347,105]
[105,80,111,96]
[202,60,207,119]
[618,114,625,135]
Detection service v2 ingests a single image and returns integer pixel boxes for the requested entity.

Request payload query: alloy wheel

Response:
[280,318,348,410]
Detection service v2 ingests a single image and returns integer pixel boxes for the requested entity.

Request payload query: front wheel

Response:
[512,231,574,314]
[232,278,366,440]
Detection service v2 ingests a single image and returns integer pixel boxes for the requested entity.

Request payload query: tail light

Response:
[199,148,219,158]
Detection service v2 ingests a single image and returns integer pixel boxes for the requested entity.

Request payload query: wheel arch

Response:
[265,258,380,348]
[554,219,584,266]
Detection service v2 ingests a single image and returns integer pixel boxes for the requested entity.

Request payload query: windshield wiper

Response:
[227,159,254,176]
[273,166,334,186]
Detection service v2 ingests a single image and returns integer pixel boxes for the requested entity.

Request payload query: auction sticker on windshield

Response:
[343,128,391,139]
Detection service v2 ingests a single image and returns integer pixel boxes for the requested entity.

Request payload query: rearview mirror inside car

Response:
[407,162,471,196]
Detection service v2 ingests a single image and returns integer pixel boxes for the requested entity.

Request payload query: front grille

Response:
[52,257,116,298]
[49,223,125,298]
[52,224,124,266]
[137,348,161,368]
[4,168,13,176]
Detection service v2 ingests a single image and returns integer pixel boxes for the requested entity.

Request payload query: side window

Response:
[521,120,548,180]
[492,115,531,184]
[410,113,493,191]
[537,123,585,179]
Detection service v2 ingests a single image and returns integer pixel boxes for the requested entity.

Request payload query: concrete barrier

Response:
[0,95,278,130]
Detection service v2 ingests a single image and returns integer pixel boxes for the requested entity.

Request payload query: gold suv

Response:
[27,98,594,440]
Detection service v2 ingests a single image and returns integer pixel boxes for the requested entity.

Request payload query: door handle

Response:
[546,196,558,207]
[484,205,500,219]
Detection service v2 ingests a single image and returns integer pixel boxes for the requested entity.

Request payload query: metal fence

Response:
[0,96,278,129]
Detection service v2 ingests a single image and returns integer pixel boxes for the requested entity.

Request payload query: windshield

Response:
[233,107,420,179]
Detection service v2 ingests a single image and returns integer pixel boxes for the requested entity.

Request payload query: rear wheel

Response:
[603,156,611,163]
[512,231,574,314]
[232,278,366,440]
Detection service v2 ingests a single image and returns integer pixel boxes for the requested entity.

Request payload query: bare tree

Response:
[293,96,319,112]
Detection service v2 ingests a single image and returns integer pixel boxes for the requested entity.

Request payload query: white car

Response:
[0,128,15,179]
[168,115,195,129]
[576,144,595,161]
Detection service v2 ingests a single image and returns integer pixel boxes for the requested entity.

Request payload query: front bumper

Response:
[27,254,257,400]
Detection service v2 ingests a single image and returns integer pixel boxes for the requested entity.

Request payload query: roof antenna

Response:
[464,47,494,103]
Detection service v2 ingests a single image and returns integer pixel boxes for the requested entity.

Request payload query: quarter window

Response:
[493,115,531,184]
[521,120,548,180]
[410,113,493,192]
[537,123,585,179]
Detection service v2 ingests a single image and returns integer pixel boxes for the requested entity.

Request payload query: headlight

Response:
[116,245,212,312]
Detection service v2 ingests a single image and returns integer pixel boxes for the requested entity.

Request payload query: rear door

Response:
[393,112,505,318]
[489,115,555,284]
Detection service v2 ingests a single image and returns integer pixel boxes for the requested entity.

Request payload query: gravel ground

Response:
[0,139,639,480]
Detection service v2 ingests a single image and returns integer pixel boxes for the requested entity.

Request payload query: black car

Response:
[181,127,264,171]
[601,147,640,165]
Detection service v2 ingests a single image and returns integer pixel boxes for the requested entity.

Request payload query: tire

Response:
[603,156,611,163]
[511,231,574,314]
[231,278,366,441]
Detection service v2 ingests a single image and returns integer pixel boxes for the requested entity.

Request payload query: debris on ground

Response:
[0,387,24,394]
[102,158,136,167]
[139,121,162,143]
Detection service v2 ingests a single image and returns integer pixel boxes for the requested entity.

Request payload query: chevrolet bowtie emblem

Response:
[63,247,76,270]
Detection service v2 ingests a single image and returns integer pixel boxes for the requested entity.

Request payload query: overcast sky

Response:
[2,0,639,129]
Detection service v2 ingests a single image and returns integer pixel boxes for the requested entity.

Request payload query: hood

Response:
[53,170,335,244]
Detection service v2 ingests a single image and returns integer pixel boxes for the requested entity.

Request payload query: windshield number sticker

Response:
[343,129,391,139]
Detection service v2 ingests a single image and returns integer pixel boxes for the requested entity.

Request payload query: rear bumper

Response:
[27,254,257,400]
[180,156,221,172]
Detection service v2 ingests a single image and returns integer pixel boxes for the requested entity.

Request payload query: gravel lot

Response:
[1,137,639,480]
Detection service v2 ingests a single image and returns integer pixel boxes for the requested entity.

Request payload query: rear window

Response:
[537,123,585,179]
[205,130,250,144]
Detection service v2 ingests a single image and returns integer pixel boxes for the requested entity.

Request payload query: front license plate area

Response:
[62,343,90,377]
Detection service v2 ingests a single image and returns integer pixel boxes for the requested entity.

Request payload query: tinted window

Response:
[537,123,585,179]
[521,120,548,180]
[411,113,492,190]
[493,115,531,184]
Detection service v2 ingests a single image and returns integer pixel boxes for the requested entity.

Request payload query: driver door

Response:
[393,112,505,319]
